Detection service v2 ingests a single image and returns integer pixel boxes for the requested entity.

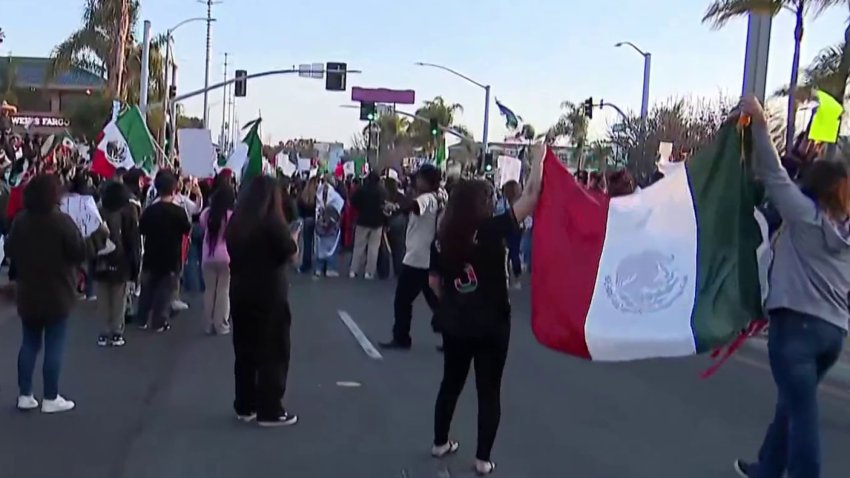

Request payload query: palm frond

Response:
[702,0,784,29]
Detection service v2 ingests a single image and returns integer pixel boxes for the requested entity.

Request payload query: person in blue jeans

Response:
[5,173,96,414]
[735,97,850,478]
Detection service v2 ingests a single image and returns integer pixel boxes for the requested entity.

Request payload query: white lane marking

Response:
[336,381,362,387]
[337,310,383,360]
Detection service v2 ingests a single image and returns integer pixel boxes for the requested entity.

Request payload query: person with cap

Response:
[380,164,446,350]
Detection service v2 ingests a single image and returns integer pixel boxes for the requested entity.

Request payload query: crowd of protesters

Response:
[1,95,847,477]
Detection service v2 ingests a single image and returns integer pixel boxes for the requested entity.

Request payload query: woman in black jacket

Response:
[6,173,89,413]
[94,180,141,347]
[226,176,300,427]
[428,147,542,475]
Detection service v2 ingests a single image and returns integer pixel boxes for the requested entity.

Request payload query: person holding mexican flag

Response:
[731,96,850,478]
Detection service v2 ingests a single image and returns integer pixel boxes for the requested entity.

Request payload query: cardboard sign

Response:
[60,194,103,237]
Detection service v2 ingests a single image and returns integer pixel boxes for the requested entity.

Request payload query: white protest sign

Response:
[60,194,103,237]
[497,155,521,187]
[275,152,296,176]
[658,142,673,162]
[225,143,249,180]
[297,158,312,172]
[343,161,355,177]
[177,129,217,178]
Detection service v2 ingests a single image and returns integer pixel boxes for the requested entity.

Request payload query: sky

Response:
[0,0,846,146]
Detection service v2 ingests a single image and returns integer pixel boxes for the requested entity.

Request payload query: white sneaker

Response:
[326,270,340,278]
[41,395,75,414]
[364,273,374,280]
[171,300,190,311]
[348,271,357,279]
[16,395,38,411]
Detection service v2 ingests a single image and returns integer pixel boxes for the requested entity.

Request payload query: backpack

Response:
[94,210,125,282]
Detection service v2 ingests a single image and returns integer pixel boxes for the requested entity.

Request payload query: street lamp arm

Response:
[168,17,213,36]
[615,41,648,57]
[414,62,488,89]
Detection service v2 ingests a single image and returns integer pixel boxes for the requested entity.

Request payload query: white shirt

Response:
[403,192,443,269]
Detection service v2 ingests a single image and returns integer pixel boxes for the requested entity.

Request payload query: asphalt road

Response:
[1,271,848,478]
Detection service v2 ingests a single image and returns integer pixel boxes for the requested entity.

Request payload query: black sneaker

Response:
[379,340,412,350]
[97,335,109,347]
[154,323,171,333]
[258,411,298,428]
[110,335,126,347]
[733,460,752,477]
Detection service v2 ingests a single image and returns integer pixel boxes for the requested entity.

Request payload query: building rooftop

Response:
[0,56,106,89]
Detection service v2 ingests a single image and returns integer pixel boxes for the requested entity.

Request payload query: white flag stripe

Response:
[584,165,699,361]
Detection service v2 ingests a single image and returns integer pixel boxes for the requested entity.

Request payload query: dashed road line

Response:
[337,310,383,360]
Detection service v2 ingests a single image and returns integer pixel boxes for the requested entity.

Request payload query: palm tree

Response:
[546,101,589,168]
[410,96,464,152]
[703,0,838,151]
[51,0,139,100]
[589,141,614,172]
[376,113,411,150]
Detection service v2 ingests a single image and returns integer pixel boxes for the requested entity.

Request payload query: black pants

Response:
[434,334,509,461]
[392,265,439,346]
[136,271,178,329]
[232,302,291,421]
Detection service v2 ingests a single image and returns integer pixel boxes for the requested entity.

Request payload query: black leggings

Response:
[434,334,509,461]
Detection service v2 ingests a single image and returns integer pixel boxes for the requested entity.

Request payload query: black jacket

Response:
[6,209,87,327]
[352,183,387,228]
[96,181,141,283]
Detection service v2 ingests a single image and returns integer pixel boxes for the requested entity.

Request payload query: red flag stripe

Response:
[531,148,610,359]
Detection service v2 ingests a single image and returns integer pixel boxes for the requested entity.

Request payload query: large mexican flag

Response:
[531,122,765,361]
[92,106,156,178]
[224,119,263,183]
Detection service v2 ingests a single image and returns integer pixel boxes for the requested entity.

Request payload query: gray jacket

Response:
[753,123,850,332]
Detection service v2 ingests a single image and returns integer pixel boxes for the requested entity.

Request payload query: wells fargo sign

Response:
[12,115,71,128]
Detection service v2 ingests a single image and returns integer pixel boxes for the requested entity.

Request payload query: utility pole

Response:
[742,13,772,103]
[200,0,220,129]
[220,52,228,149]
[139,20,152,115]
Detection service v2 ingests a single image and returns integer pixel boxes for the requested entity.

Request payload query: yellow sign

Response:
[808,90,844,144]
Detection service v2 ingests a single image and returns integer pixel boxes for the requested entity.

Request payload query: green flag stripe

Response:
[241,120,263,183]
[685,123,763,352]
[116,106,156,172]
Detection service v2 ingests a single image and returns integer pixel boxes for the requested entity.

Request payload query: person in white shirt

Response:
[380,165,445,350]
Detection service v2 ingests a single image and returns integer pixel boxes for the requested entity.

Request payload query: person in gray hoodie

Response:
[735,96,849,478]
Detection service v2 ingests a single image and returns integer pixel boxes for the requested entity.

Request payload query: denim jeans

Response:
[315,253,338,276]
[520,227,532,272]
[299,218,315,274]
[18,320,69,400]
[85,260,97,298]
[750,309,846,478]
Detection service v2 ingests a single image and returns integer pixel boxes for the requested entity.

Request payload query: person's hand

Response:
[526,142,545,196]
[739,95,767,125]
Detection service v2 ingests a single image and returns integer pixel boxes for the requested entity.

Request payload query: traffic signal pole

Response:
[146,67,363,112]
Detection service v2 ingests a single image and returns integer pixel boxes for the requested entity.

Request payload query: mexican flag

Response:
[41,131,76,164]
[225,119,263,183]
[92,106,156,178]
[531,122,765,361]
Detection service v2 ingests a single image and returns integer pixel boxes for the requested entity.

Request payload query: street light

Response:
[615,41,651,121]
[414,61,491,155]
[161,17,215,155]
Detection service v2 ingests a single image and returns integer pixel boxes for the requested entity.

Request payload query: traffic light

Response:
[583,97,593,119]
[429,118,439,136]
[325,62,347,91]
[168,84,177,99]
[234,70,247,97]
[483,152,494,172]
[360,102,377,121]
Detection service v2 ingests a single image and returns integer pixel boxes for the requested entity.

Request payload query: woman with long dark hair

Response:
[200,183,236,335]
[428,147,543,474]
[498,180,523,289]
[735,97,850,478]
[226,176,300,427]
[6,173,89,413]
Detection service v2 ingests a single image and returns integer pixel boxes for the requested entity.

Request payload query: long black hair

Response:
[206,182,235,252]
[226,176,287,244]
[437,179,494,268]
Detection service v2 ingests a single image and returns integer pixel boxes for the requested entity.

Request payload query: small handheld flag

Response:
[495,99,521,130]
